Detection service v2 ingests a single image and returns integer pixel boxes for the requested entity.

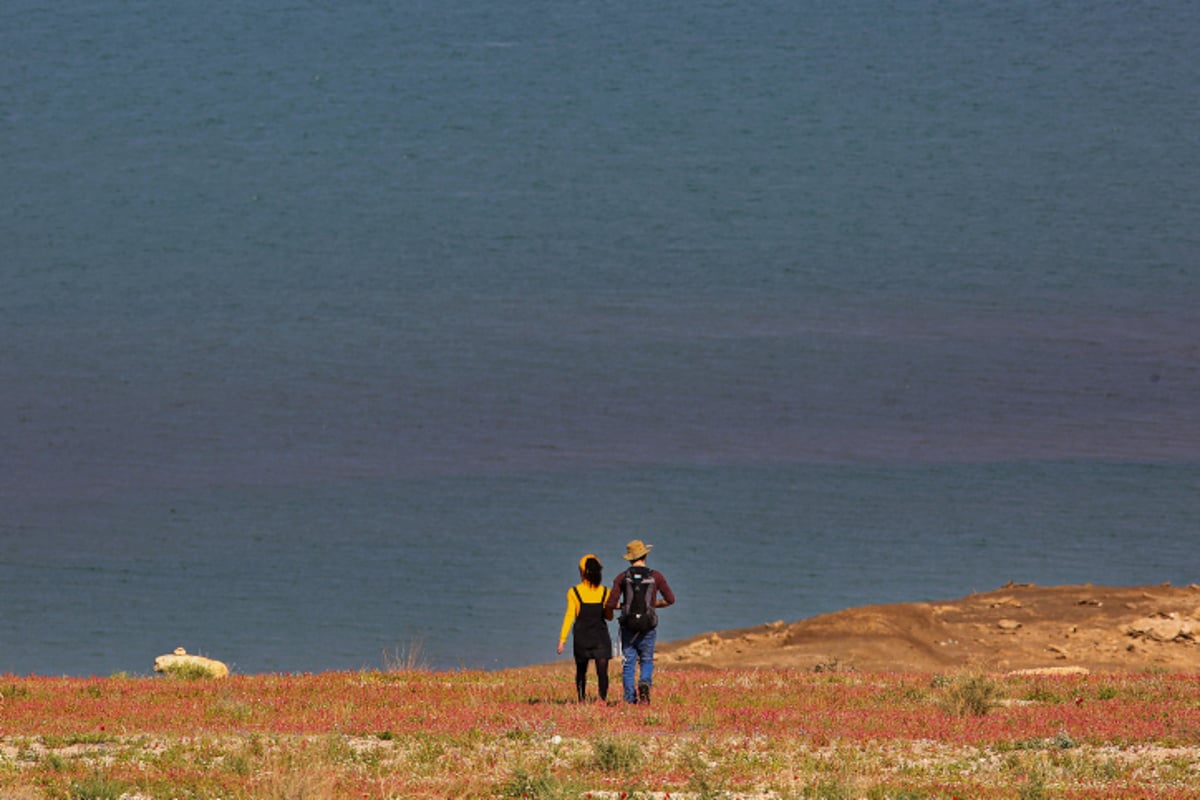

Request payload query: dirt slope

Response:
[657,583,1200,674]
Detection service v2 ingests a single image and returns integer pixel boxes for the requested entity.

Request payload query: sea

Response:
[2,0,1197,677]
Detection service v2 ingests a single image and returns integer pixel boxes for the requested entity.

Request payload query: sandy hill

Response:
[656,583,1200,674]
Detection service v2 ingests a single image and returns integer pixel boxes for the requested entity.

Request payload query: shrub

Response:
[1052,729,1078,749]
[805,777,853,799]
[938,673,1003,716]
[499,767,567,800]
[383,638,430,672]
[867,790,927,800]
[684,750,727,799]
[1017,770,1049,800]
[592,736,642,772]
[0,683,32,699]
[69,774,127,800]
[159,661,223,680]
[259,760,336,800]
[0,786,44,800]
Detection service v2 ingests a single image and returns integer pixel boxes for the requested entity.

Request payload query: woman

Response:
[557,553,614,702]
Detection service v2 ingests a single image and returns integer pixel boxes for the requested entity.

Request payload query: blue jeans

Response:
[620,627,657,703]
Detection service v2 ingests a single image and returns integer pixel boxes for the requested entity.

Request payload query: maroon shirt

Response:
[604,568,675,614]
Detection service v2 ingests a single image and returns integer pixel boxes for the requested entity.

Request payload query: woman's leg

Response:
[594,657,610,701]
[574,658,588,701]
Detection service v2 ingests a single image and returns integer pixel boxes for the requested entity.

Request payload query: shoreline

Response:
[6,583,1197,681]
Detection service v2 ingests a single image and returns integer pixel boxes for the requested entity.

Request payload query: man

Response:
[605,539,675,704]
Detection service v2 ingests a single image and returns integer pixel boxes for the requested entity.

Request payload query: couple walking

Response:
[556,539,675,704]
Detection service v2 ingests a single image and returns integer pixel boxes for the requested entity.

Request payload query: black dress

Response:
[572,586,612,660]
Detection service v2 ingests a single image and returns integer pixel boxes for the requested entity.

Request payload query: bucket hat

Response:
[623,539,653,561]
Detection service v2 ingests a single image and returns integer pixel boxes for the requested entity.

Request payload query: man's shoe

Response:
[637,681,651,704]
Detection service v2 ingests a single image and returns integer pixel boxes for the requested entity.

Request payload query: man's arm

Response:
[654,572,675,608]
[604,574,623,613]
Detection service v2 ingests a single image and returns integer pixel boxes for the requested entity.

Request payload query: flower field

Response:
[2,667,1200,799]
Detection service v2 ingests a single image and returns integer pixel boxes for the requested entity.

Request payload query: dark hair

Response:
[583,557,603,587]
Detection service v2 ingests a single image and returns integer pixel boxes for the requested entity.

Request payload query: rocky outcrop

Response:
[154,647,230,679]
[1124,612,1198,643]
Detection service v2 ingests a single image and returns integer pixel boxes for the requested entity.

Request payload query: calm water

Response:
[2,0,1197,676]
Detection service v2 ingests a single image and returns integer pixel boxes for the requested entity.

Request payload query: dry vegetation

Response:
[2,666,1200,799]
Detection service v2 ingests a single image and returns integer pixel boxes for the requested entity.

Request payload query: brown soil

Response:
[656,582,1200,674]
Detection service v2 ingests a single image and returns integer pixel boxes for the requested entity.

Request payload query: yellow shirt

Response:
[558,582,610,646]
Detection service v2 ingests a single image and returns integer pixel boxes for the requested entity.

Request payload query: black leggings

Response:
[574,657,609,702]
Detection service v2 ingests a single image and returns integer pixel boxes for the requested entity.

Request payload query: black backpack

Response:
[620,565,658,632]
